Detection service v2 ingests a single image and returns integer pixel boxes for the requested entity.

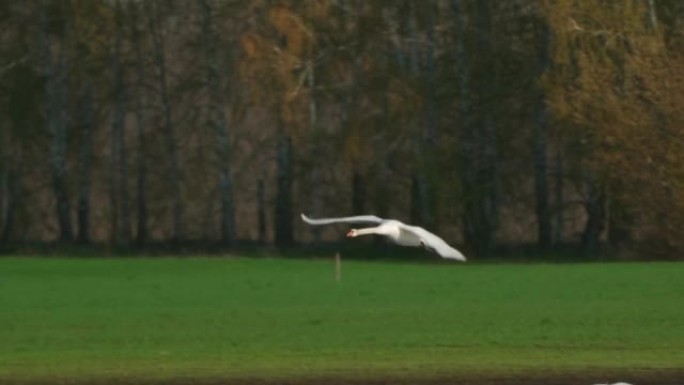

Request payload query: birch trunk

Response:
[646,0,658,30]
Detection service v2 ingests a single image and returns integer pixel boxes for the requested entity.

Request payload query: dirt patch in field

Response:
[4,369,684,385]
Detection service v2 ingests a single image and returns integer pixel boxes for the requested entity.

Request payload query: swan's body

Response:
[301,213,466,261]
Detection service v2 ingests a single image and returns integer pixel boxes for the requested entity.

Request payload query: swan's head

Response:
[346,229,358,237]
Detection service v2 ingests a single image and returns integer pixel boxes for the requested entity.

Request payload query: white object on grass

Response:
[301,213,466,261]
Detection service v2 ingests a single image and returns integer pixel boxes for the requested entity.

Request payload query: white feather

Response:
[300,213,383,225]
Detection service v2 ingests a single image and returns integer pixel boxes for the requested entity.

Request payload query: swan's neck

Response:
[354,227,382,236]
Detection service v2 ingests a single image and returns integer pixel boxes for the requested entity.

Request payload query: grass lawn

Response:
[1,256,683,383]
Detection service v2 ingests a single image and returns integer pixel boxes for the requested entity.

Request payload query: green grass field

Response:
[1,256,683,383]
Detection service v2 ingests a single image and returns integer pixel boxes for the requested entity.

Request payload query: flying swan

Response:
[301,213,466,261]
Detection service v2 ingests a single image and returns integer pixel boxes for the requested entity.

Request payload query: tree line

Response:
[0,0,682,258]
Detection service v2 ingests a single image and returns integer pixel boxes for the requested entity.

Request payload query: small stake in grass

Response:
[335,252,341,283]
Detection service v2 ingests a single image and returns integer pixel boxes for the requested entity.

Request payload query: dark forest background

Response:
[1,0,683,259]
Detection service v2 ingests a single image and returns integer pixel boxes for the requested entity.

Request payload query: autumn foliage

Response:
[543,0,684,256]
[0,1,683,258]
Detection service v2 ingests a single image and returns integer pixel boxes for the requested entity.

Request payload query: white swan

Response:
[300,213,466,261]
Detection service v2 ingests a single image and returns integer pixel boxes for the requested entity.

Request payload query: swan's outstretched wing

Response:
[398,224,466,261]
[301,213,384,226]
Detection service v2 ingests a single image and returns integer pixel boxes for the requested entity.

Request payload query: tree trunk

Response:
[148,0,184,242]
[410,0,437,229]
[257,180,266,244]
[479,1,500,256]
[1,162,9,242]
[607,188,633,247]
[41,1,73,242]
[410,174,430,227]
[307,59,322,243]
[108,94,119,244]
[77,84,94,244]
[374,40,392,223]
[452,0,474,250]
[533,103,551,250]
[423,2,438,148]
[129,0,148,245]
[533,20,552,250]
[200,0,236,245]
[0,162,19,243]
[646,0,658,30]
[352,168,365,215]
[111,0,131,246]
[453,0,499,256]
[274,123,293,247]
[383,5,407,73]
[346,4,365,218]
[554,148,565,245]
[582,179,605,254]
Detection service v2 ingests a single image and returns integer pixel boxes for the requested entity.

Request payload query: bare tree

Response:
[274,123,294,247]
[40,1,73,242]
[553,148,565,245]
[129,0,148,245]
[110,0,131,246]
[147,0,184,242]
[533,17,552,250]
[2,22,38,244]
[306,53,322,243]
[341,1,367,217]
[200,0,236,245]
[76,82,94,244]
[409,0,437,230]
